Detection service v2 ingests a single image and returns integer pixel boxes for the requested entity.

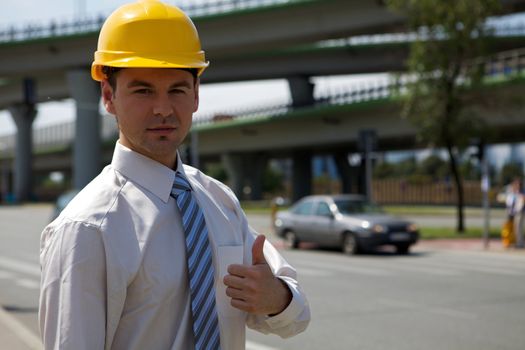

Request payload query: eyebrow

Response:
[126,79,193,89]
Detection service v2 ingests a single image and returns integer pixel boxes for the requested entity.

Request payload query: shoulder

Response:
[57,166,127,228]
[183,164,240,213]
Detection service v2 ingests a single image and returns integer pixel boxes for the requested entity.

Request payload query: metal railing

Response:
[0,0,293,44]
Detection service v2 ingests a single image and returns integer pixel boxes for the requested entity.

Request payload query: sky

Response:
[1,0,525,171]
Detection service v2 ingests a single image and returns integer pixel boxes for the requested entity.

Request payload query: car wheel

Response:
[284,230,299,249]
[342,232,360,255]
[396,243,410,255]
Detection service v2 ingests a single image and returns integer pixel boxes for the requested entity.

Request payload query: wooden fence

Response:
[311,179,502,206]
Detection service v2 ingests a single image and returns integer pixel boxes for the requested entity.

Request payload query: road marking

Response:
[296,259,391,276]
[356,258,462,276]
[0,306,42,350]
[421,259,524,276]
[0,270,14,279]
[16,278,40,290]
[434,253,525,274]
[246,340,279,350]
[0,256,40,277]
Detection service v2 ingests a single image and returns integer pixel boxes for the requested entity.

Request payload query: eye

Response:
[169,88,187,95]
[133,88,152,95]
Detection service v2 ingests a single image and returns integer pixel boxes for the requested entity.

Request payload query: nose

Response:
[152,93,174,118]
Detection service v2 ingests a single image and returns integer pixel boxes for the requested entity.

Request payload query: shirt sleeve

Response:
[229,196,310,337]
[39,220,107,350]
[245,229,311,338]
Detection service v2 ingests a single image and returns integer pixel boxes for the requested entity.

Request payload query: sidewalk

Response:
[415,238,525,255]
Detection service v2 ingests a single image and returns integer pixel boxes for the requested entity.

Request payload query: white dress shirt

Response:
[39,142,310,350]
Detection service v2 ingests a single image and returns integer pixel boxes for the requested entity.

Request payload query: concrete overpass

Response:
[2,0,525,202]
[3,68,525,201]
[2,0,525,107]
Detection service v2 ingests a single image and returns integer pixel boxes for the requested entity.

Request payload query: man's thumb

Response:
[252,235,267,265]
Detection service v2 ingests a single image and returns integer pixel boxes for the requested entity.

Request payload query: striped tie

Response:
[171,172,221,350]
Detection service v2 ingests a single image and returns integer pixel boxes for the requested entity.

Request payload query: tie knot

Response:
[171,172,191,197]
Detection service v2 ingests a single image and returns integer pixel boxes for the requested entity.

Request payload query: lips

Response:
[147,126,176,135]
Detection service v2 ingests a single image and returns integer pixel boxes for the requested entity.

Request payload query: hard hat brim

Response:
[91,52,209,81]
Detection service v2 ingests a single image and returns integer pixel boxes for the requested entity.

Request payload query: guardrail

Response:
[0,46,524,155]
[0,0,293,44]
[2,0,525,46]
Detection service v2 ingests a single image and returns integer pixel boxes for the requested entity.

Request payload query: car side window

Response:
[292,201,314,215]
[315,202,332,217]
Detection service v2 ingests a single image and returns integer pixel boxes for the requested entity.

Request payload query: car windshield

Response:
[334,199,384,215]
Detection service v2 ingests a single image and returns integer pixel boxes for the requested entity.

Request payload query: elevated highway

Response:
[1,0,525,107]
[2,0,525,202]
[3,66,525,201]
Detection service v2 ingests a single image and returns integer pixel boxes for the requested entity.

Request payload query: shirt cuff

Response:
[263,276,304,329]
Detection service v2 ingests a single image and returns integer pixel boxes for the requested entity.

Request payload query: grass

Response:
[419,227,500,240]
[383,205,506,217]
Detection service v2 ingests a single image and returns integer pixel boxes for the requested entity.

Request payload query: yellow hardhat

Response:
[91,0,209,81]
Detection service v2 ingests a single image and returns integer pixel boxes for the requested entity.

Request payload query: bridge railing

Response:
[0,0,292,44]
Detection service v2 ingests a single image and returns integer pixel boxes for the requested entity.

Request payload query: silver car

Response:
[273,194,419,254]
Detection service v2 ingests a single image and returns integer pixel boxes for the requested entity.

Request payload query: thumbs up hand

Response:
[251,234,267,265]
[223,235,292,315]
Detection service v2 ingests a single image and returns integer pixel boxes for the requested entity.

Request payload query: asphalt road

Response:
[0,204,524,350]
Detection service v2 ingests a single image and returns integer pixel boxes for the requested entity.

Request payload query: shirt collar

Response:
[111,142,186,203]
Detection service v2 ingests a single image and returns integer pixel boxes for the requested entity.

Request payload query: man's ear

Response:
[193,79,200,113]
[101,81,116,115]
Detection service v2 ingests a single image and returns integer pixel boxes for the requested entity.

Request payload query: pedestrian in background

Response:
[38,1,310,349]
[503,177,524,248]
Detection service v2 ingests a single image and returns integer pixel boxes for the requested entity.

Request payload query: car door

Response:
[310,200,338,246]
[288,199,315,241]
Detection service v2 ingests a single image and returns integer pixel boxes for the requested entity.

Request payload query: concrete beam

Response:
[3,36,525,107]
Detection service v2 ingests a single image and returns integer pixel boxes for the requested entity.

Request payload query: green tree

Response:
[205,163,228,183]
[499,163,523,187]
[387,0,500,232]
[373,161,397,179]
[262,166,284,194]
[419,154,449,179]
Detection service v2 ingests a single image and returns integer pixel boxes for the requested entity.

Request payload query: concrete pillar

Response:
[67,69,102,190]
[334,152,354,194]
[244,153,267,200]
[222,153,245,198]
[292,150,312,202]
[221,152,267,200]
[287,75,314,108]
[8,103,37,202]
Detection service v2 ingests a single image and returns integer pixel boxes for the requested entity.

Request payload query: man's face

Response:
[101,68,199,168]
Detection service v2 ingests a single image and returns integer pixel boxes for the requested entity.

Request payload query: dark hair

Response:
[101,66,122,91]
[101,66,198,92]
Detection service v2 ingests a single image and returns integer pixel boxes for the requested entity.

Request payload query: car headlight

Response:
[407,223,418,232]
[274,219,283,227]
[361,221,370,229]
[371,224,387,233]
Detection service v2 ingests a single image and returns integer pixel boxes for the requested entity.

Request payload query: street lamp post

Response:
[0,141,9,203]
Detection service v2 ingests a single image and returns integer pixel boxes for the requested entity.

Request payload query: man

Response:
[39,1,310,349]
